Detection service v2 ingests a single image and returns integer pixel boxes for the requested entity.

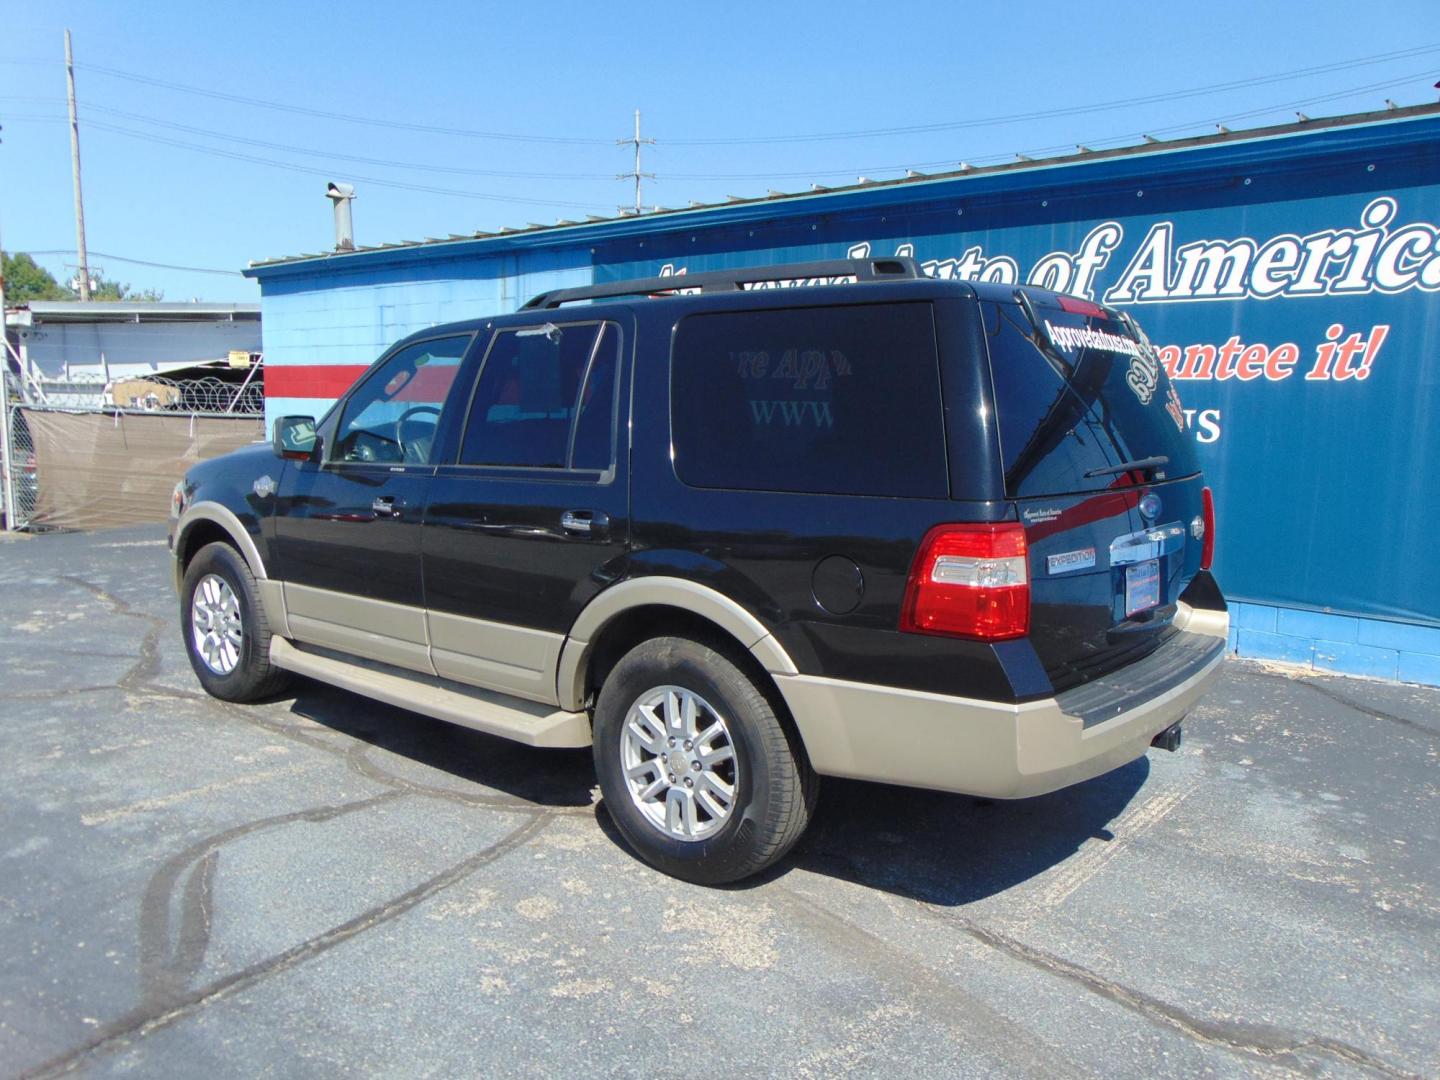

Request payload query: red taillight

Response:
[1200,487,1216,570]
[900,523,1030,641]
[1058,295,1106,317]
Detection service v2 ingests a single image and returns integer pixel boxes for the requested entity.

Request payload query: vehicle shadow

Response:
[283,681,596,809]
[782,760,1150,905]
[284,678,1150,905]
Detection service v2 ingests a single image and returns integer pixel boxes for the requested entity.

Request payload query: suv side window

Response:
[332,335,471,464]
[671,302,947,498]
[459,321,620,471]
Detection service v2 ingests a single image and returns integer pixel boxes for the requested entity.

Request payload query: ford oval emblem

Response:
[1139,492,1162,521]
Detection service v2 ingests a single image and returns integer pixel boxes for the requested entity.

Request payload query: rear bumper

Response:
[774,602,1228,799]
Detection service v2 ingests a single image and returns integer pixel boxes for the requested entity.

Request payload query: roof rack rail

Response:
[521,257,924,309]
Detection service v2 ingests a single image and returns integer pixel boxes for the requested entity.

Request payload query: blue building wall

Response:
[247,108,1440,687]
[259,247,590,422]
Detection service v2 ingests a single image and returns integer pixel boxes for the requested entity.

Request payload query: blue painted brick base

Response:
[1229,602,1440,688]
[1312,640,1399,681]
[1398,652,1440,686]
[1236,629,1314,666]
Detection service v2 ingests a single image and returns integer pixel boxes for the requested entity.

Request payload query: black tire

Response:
[180,541,291,702]
[592,635,818,885]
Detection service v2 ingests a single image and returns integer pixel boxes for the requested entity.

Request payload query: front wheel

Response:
[592,636,817,884]
[180,541,291,702]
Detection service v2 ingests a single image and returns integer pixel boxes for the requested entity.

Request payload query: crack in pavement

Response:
[780,852,1419,1079]
[919,904,1420,1079]
[770,886,1092,1079]
[20,809,554,1079]
[2,686,128,701]
[1244,665,1438,738]
[59,575,162,690]
[1293,676,1440,739]
[136,792,406,1012]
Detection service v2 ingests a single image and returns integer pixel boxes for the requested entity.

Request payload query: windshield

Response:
[983,299,1198,498]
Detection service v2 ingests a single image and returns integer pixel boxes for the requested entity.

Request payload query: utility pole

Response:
[616,109,655,215]
[65,29,91,301]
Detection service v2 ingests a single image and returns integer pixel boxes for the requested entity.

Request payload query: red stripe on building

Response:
[264,364,370,398]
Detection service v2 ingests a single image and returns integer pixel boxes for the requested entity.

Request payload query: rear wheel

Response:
[181,541,290,702]
[592,636,817,884]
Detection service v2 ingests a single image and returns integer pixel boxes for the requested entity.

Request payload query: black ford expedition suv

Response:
[170,257,1227,884]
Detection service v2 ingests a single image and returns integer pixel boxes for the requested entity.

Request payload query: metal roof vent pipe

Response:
[326,182,356,251]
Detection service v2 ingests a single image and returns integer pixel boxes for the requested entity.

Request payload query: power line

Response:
[76,120,614,209]
[3,48,1430,190]
[5,69,1428,200]
[21,249,244,276]
[5,43,1431,151]
[653,72,1436,181]
[67,61,616,146]
[0,99,619,180]
[1099,71,1438,144]
[663,43,1440,145]
[0,112,632,209]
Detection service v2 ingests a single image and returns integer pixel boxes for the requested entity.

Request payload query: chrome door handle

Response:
[372,496,401,517]
[561,509,609,536]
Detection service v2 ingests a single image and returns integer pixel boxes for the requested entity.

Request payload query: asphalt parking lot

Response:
[1,525,1436,1079]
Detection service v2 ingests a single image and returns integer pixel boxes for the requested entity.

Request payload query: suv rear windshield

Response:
[983,299,1197,498]
[671,302,947,498]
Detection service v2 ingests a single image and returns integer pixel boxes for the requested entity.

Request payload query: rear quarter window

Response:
[670,303,948,498]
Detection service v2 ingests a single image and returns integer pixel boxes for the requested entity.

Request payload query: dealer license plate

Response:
[1125,559,1161,617]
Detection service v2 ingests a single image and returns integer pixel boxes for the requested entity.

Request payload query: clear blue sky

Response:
[2,1,1437,301]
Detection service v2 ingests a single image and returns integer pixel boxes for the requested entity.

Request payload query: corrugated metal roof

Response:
[245,103,1440,275]
[6,301,260,324]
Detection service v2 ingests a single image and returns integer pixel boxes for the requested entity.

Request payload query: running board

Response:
[270,637,592,748]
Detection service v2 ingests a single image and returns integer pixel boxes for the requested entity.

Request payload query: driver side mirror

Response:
[273,415,321,462]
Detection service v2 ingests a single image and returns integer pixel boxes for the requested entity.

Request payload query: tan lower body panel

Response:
[282,582,434,676]
[427,610,562,706]
[775,637,1225,800]
[269,637,590,748]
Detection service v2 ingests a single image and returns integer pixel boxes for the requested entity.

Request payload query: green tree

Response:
[1,251,72,303]
[2,251,164,303]
[90,274,163,302]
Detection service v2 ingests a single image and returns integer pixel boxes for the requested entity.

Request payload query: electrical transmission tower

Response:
[617,109,655,215]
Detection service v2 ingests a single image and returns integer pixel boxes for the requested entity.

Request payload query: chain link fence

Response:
[2,372,38,530]
[2,367,265,532]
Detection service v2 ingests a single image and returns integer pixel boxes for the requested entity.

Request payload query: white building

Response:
[4,301,260,385]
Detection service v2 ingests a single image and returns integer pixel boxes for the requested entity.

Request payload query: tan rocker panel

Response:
[269,638,591,748]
